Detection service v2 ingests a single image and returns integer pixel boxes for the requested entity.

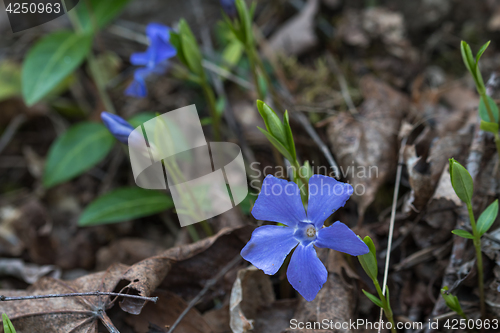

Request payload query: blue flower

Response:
[220,0,236,17]
[126,23,177,98]
[101,112,134,144]
[241,174,369,301]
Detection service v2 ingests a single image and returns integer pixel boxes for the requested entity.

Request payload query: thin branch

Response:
[0,114,27,155]
[377,136,407,333]
[0,291,158,303]
[168,255,242,333]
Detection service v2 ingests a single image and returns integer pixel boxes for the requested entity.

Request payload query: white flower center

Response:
[306,225,316,238]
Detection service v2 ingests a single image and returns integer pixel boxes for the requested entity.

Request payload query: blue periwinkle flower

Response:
[220,0,236,17]
[101,112,134,144]
[126,23,177,98]
[241,174,369,301]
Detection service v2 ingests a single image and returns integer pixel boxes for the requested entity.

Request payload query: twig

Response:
[0,291,158,303]
[0,114,27,155]
[377,136,407,333]
[168,255,242,333]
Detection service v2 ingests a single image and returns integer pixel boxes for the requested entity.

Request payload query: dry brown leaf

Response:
[267,0,319,56]
[0,263,129,333]
[120,226,251,314]
[327,76,409,217]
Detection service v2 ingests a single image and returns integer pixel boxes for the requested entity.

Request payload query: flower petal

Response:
[287,243,327,301]
[307,175,353,227]
[130,51,150,66]
[241,225,298,275]
[315,221,369,256]
[101,112,134,144]
[251,175,307,227]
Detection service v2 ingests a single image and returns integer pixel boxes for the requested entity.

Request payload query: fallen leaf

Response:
[326,76,409,217]
[267,0,319,56]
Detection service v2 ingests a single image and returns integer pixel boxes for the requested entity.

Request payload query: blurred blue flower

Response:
[220,0,236,17]
[241,174,369,301]
[101,112,134,144]
[126,23,177,98]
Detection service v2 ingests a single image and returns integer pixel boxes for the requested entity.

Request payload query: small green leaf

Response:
[256,100,288,148]
[479,95,499,123]
[79,187,174,226]
[477,199,499,236]
[362,290,383,308]
[181,34,204,76]
[43,122,114,188]
[222,40,244,67]
[460,41,475,77]
[452,229,475,239]
[283,111,297,161]
[441,286,466,319]
[75,0,132,33]
[449,158,473,204]
[358,236,378,280]
[2,313,17,333]
[301,161,314,181]
[257,127,293,162]
[22,31,93,106]
[480,120,499,133]
[476,41,491,65]
[235,0,253,46]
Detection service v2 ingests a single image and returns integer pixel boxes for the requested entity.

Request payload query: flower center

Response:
[306,225,316,238]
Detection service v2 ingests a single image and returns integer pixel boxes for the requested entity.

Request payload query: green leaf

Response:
[441,286,466,319]
[283,111,297,161]
[449,158,473,204]
[480,120,499,133]
[452,229,475,239]
[479,95,499,123]
[301,161,314,181]
[22,31,93,106]
[79,187,174,226]
[256,100,288,147]
[476,41,491,65]
[477,199,499,236]
[43,122,114,188]
[0,60,21,102]
[222,40,244,67]
[460,41,475,76]
[362,290,383,308]
[2,313,17,333]
[181,34,204,76]
[128,112,156,128]
[74,0,131,33]
[358,236,378,280]
[257,127,293,162]
[235,0,253,46]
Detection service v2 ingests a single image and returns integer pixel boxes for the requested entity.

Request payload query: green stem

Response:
[466,202,486,320]
[373,280,396,333]
[186,225,200,242]
[293,160,309,204]
[201,82,221,141]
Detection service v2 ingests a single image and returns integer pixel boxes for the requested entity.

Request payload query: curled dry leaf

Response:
[267,0,319,56]
[0,227,251,332]
[0,263,129,333]
[120,227,251,315]
[326,76,409,217]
